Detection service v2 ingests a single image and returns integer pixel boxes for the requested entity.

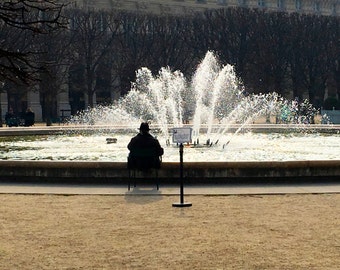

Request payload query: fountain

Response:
[67,51,325,144]
[0,52,339,183]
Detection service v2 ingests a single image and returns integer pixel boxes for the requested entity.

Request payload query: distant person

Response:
[127,122,164,170]
[5,108,18,127]
[24,107,35,126]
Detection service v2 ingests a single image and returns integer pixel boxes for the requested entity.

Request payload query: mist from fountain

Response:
[69,51,321,147]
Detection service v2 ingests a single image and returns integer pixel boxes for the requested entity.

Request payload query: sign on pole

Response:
[172,127,192,208]
[172,127,192,144]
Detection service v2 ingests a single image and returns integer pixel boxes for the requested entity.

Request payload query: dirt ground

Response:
[0,193,339,270]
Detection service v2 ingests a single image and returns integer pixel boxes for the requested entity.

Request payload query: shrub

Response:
[323,97,339,110]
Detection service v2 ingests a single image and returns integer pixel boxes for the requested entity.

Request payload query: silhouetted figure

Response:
[24,108,35,126]
[127,122,164,171]
[5,108,18,127]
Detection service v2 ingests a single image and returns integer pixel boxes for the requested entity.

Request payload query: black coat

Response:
[127,132,164,157]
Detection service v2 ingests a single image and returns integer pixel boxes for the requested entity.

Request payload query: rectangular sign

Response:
[172,127,192,143]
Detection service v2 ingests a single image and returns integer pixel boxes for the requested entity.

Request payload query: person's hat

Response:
[139,122,150,131]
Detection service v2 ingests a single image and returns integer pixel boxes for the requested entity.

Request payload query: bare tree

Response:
[201,8,255,75]
[113,12,154,96]
[147,14,195,74]
[35,27,73,125]
[293,15,330,106]
[249,11,291,95]
[0,0,67,83]
[0,0,66,126]
[70,9,122,108]
[324,18,340,107]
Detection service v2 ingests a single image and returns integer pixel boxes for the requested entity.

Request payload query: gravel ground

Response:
[0,194,339,269]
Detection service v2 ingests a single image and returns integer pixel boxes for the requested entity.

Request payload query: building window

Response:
[238,0,246,6]
[331,3,337,15]
[313,1,320,13]
[277,0,285,9]
[217,0,227,5]
[258,0,265,7]
[295,0,301,11]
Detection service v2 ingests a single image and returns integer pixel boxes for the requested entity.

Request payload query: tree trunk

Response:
[0,94,2,127]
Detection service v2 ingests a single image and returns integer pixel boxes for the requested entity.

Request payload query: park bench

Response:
[127,148,162,190]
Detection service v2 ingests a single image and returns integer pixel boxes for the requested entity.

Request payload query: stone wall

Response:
[0,160,339,184]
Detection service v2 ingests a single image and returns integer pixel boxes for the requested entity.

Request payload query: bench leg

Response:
[128,169,134,191]
[156,170,159,190]
[128,169,159,190]
[128,169,131,190]
[128,169,137,191]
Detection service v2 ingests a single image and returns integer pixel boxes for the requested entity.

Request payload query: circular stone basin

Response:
[0,132,339,162]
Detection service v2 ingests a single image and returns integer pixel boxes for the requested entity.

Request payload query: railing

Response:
[321,110,340,124]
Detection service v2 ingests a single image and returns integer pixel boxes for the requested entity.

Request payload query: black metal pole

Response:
[179,143,184,204]
[173,142,192,207]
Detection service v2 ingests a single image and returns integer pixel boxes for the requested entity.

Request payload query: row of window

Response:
[216,0,338,15]
[76,0,339,16]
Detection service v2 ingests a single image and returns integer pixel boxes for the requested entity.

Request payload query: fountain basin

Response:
[0,160,339,184]
[1,125,339,162]
[1,125,339,184]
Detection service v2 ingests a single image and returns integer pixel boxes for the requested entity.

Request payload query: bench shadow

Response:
[124,186,163,204]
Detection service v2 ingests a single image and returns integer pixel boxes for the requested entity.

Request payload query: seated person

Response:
[24,108,35,126]
[127,122,164,171]
[5,108,18,127]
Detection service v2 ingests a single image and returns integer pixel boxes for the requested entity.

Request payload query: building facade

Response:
[74,0,339,17]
